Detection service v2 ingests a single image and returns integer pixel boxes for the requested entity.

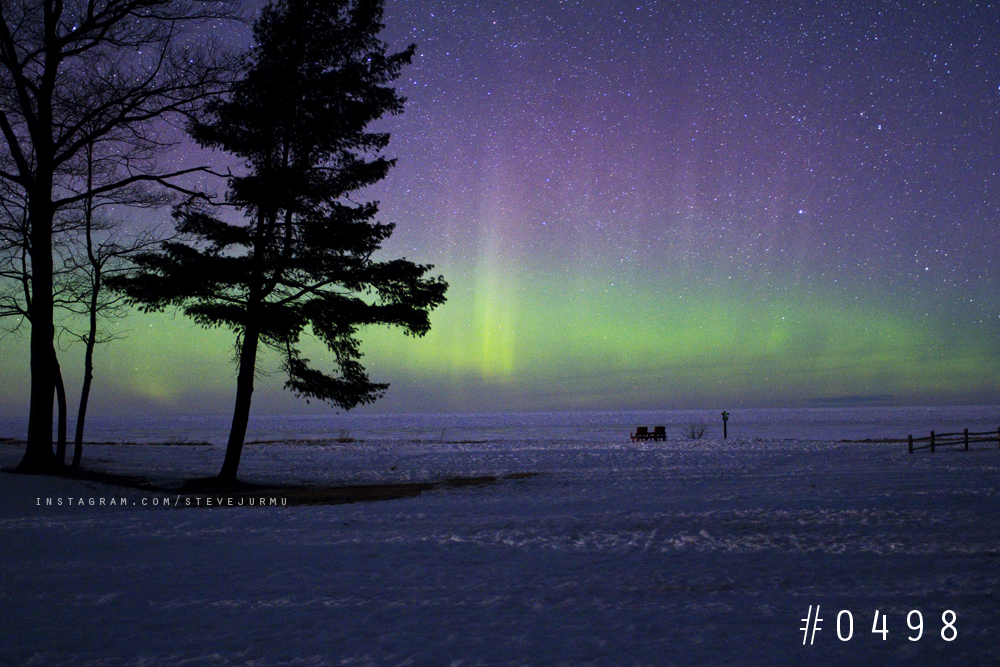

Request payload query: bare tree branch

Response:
[0,0,247,472]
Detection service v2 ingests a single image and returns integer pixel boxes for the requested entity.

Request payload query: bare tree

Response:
[0,181,31,329]
[0,0,242,473]
[1,143,168,468]
[0,180,76,461]
[59,142,167,468]
[680,421,709,440]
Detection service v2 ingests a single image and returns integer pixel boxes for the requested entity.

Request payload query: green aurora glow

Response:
[2,263,996,416]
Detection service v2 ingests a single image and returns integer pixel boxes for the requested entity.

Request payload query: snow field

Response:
[1,436,998,666]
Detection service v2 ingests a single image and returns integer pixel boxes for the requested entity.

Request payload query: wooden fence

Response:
[908,428,1000,453]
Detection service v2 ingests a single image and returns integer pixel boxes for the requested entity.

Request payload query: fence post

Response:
[930,430,935,453]
[965,428,969,451]
[908,434,913,454]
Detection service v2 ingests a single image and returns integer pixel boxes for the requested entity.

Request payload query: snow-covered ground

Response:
[2,428,999,665]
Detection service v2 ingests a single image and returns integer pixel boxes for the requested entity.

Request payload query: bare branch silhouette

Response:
[0,0,245,472]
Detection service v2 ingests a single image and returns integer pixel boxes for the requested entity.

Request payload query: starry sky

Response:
[3,0,1000,417]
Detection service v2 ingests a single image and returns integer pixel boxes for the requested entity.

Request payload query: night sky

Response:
[3,0,1000,416]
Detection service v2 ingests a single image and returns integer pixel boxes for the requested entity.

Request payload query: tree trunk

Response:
[73,208,100,470]
[218,322,261,483]
[54,349,67,465]
[219,212,270,483]
[19,187,57,473]
[73,331,96,469]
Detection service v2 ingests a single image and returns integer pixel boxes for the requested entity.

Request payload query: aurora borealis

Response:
[2,0,1000,416]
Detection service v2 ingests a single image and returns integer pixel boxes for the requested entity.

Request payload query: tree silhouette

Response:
[61,141,167,469]
[0,0,240,473]
[112,0,448,482]
[0,180,76,461]
[1,139,171,469]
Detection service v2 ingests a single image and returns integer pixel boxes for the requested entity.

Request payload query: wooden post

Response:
[908,434,913,454]
[964,428,969,451]
[930,430,935,453]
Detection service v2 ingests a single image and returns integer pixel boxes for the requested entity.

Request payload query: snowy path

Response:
[2,438,998,666]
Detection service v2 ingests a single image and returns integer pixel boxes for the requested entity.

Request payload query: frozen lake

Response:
[2,407,999,665]
[3,404,1000,447]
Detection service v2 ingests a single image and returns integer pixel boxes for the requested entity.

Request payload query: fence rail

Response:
[908,428,1000,453]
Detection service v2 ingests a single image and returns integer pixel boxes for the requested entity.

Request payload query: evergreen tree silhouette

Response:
[111,0,447,482]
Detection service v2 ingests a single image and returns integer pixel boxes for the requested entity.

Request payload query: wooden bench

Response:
[631,426,667,442]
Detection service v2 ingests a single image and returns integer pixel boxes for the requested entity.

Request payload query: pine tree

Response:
[111,0,447,482]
